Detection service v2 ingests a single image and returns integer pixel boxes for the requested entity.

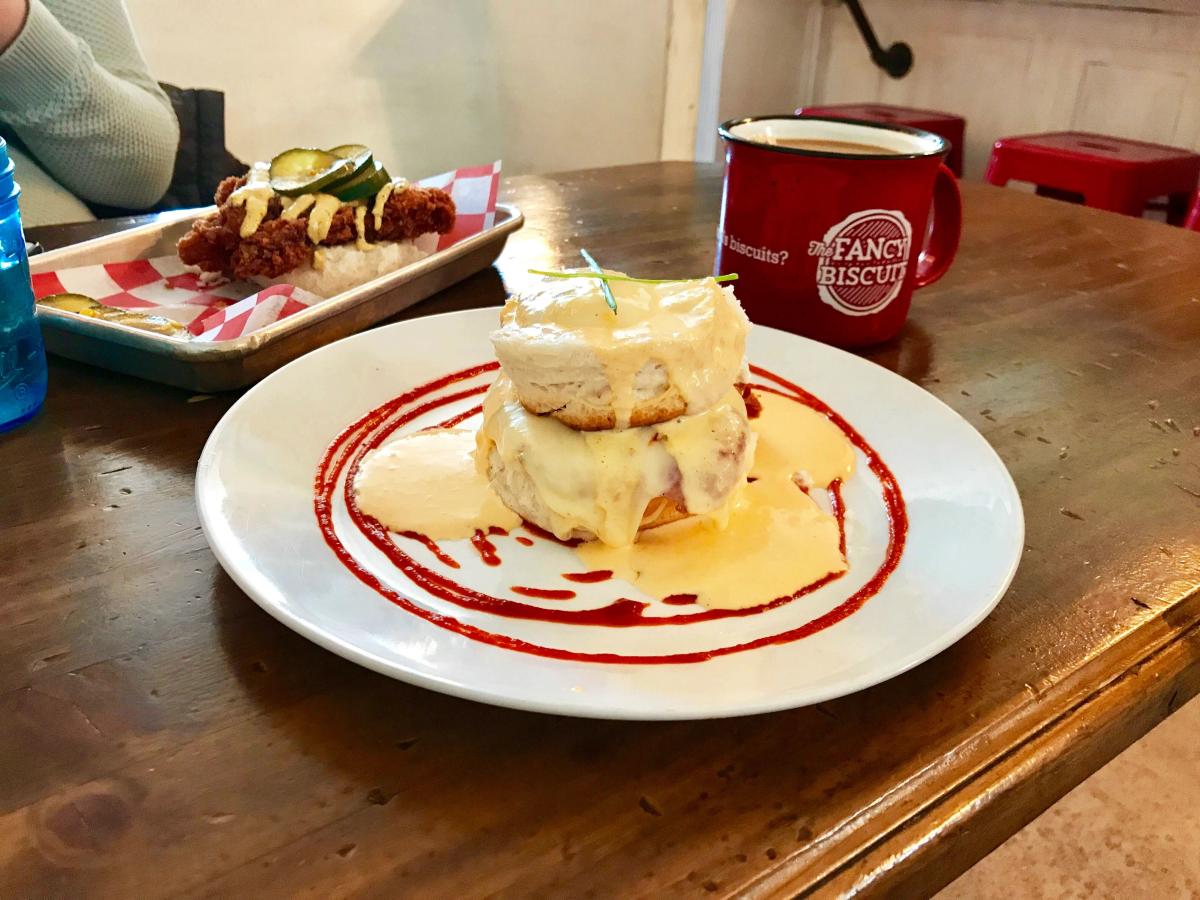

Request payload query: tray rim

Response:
[30,203,523,361]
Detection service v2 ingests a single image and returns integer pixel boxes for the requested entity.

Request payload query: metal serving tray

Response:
[29,204,523,392]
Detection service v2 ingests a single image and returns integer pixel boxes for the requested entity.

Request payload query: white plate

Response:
[196,309,1023,720]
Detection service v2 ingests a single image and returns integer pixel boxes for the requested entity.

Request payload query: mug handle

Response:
[912,163,962,289]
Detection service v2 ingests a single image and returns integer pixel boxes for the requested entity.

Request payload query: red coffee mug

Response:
[716,115,961,347]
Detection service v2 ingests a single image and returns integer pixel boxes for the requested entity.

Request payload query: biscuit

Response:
[491,273,749,430]
[478,376,754,547]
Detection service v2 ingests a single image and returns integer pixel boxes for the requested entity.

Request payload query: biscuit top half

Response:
[492,273,751,429]
[498,272,747,342]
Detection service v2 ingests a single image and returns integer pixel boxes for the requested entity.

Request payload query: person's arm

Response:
[0,0,26,50]
[0,0,179,209]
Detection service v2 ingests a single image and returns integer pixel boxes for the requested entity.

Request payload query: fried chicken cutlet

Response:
[177,175,456,281]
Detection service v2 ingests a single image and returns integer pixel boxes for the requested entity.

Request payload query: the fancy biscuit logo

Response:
[807,209,912,317]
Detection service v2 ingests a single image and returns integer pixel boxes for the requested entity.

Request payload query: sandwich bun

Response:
[251,239,431,298]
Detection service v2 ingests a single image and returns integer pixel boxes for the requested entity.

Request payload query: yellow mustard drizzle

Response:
[354,205,375,252]
[306,194,342,244]
[371,178,407,230]
[281,194,315,220]
[371,183,394,230]
[227,162,273,238]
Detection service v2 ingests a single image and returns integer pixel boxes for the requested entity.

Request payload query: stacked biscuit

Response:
[478,271,756,547]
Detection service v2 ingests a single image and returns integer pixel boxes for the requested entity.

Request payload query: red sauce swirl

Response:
[313,361,907,664]
[562,570,614,584]
[470,530,501,566]
[512,586,577,601]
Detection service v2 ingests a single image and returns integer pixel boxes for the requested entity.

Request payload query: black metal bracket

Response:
[841,0,913,79]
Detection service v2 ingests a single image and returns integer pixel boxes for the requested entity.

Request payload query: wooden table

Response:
[3,163,1199,898]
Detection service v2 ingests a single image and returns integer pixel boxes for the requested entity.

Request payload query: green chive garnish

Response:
[578,248,618,314]
[528,269,739,286]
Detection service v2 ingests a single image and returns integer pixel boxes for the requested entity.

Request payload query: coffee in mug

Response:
[765,138,898,155]
[716,116,961,347]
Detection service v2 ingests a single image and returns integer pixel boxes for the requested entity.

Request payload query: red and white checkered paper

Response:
[32,161,502,342]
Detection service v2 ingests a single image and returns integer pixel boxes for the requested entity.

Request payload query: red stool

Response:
[986,132,1200,221]
[1185,192,1200,231]
[797,103,966,176]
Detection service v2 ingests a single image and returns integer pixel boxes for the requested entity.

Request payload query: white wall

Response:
[715,0,818,131]
[129,0,1200,184]
[798,0,1200,180]
[127,0,672,179]
[687,0,819,162]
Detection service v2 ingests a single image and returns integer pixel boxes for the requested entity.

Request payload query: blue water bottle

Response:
[0,137,47,432]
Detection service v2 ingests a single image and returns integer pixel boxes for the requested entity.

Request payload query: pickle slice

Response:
[269,148,371,197]
[327,143,371,159]
[95,310,187,336]
[38,292,101,314]
[38,293,185,336]
[331,161,391,202]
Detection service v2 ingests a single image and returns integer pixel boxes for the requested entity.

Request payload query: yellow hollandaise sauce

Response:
[353,429,519,540]
[477,376,754,548]
[352,388,856,611]
[575,391,855,609]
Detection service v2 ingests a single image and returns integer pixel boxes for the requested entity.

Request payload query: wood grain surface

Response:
[3,163,1199,898]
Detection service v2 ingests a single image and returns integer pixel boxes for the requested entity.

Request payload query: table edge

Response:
[744,582,1200,898]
